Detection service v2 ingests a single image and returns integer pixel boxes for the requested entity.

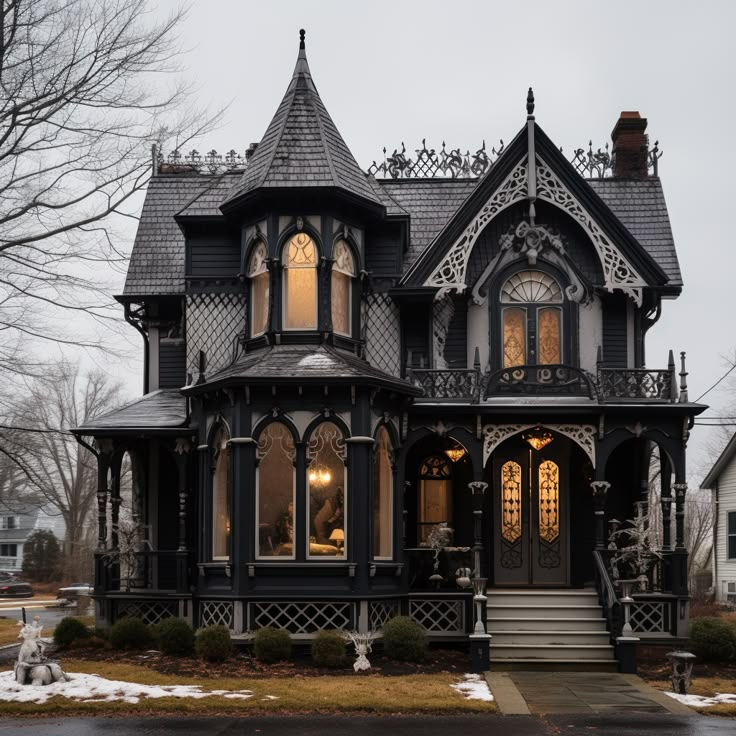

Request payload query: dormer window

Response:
[283,232,318,330]
[500,270,563,367]
[331,239,355,337]
[248,241,269,336]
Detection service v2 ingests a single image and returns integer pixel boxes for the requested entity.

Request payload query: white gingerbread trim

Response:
[482,423,596,466]
[535,158,645,306]
[425,159,528,298]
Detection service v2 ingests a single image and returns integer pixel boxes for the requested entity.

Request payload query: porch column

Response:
[109,453,123,552]
[93,440,113,594]
[673,482,687,550]
[468,481,488,578]
[174,438,193,594]
[660,455,673,551]
[671,481,689,598]
[590,481,610,550]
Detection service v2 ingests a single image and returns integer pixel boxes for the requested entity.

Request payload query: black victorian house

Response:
[74,31,705,668]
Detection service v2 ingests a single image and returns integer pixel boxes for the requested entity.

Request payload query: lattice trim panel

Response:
[200,600,235,630]
[362,292,401,377]
[369,600,400,631]
[630,601,671,634]
[250,601,355,635]
[408,598,465,635]
[186,292,246,376]
[115,599,178,626]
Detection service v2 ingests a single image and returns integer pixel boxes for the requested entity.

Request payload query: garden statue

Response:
[14,616,69,686]
[344,630,378,672]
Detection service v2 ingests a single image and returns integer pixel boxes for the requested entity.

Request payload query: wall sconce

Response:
[522,427,554,451]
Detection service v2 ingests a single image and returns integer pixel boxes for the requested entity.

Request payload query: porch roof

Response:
[73,390,188,434]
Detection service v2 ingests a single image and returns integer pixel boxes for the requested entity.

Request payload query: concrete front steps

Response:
[486,588,617,670]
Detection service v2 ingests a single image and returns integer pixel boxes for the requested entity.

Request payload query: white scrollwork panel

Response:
[535,159,645,306]
[482,423,596,466]
[425,160,528,298]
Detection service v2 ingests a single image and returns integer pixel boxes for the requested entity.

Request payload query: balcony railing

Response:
[409,363,680,403]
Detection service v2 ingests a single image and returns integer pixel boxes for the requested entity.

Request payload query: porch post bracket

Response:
[673,482,687,550]
[590,480,611,550]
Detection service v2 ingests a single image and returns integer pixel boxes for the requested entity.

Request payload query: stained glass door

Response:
[492,445,568,585]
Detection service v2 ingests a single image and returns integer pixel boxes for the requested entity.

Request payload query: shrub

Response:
[690,617,736,662]
[254,627,292,663]
[382,616,427,662]
[109,616,154,651]
[155,617,194,656]
[311,630,347,668]
[195,625,233,662]
[53,616,91,648]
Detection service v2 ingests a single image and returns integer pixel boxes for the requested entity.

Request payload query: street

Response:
[0,600,83,631]
[0,714,731,736]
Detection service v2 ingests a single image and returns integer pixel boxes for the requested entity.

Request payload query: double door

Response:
[492,444,568,585]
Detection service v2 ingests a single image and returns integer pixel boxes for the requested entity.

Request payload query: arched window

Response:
[331,240,355,337]
[500,270,563,368]
[248,241,269,336]
[307,422,346,558]
[283,232,318,330]
[211,426,231,560]
[418,455,452,545]
[256,422,296,558]
[373,426,393,559]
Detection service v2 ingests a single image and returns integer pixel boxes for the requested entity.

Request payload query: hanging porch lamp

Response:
[523,427,554,451]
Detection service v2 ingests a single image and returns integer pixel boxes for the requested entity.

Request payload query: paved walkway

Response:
[486,671,693,716]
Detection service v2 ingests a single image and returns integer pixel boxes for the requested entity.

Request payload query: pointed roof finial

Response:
[527,87,535,117]
[299,28,305,50]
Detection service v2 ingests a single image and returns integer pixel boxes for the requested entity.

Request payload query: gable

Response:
[400,123,671,306]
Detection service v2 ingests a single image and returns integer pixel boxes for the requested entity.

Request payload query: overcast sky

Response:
[111,0,736,481]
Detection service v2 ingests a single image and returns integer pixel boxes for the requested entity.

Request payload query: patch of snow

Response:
[665,691,736,707]
[0,671,258,705]
[450,673,494,702]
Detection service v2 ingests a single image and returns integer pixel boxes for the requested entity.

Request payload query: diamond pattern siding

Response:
[362,292,401,377]
[186,293,246,376]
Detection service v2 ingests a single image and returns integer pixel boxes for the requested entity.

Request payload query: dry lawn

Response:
[652,677,736,717]
[0,618,20,646]
[0,658,496,717]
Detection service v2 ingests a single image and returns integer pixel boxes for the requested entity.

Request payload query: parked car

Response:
[56,582,93,600]
[0,574,33,598]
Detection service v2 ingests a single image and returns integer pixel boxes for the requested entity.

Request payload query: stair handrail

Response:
[592,549,622,641]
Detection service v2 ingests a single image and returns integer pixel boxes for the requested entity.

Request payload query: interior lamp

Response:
[329,528,345,551]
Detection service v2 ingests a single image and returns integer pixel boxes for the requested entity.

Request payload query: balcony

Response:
[408,362,680,404]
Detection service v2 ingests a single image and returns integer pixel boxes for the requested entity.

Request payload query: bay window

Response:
[283,232,317,330]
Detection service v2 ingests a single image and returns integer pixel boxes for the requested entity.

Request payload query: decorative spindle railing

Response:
[485,365,597,399]
[597,368,675,402]
[407,366,483,403]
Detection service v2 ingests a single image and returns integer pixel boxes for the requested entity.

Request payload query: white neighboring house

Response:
[702,434,736,605]
[0,503,65,575]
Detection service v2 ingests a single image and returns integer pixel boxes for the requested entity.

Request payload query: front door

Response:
[492,440,569,585]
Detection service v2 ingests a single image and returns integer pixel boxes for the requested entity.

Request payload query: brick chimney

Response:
[611,111,649,178]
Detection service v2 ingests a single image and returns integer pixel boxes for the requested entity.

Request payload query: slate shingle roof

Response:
[588,177,681,286]
[222,43,383,210]
[189,345,421,395]
[74,390,188,432]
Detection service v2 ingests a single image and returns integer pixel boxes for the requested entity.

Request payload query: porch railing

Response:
[597,368,676,402]
[407,366,483,403]
[97,548,189,594]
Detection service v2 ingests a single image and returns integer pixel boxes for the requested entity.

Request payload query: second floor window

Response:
[283,232,317,330]
[331,240,355,337]
[248,241,269,336]
[501,270,563,368]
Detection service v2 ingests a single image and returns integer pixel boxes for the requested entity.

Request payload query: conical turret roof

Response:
[222,30,383,211]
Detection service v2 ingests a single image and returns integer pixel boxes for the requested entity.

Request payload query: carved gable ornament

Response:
[425,156,647,305]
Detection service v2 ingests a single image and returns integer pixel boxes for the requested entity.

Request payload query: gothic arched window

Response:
[307,421,347,558]
[331,240,355,337]
[500,270,564,368]
[256,422,296,559]
[283,232,318,330]
[211,426,231,560]
[248,241,269,336]
[373,426,393,559]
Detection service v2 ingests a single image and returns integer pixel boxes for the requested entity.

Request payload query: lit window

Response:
[256,422,296,558]
[331,240,355,336]
[283,232,317,330]
[418,455,452,545]
[211,427,230,560]
[374,427,393,559]
[248,241,269,336]
[307,422,346,558]
[500,270,563,368]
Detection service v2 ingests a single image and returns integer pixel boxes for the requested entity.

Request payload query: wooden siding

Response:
[601,293,628,368]
[159,341,186,389]
[445,297,467,368]
[187,235,240,277]
[715,457,736,603]
[365,222,403,276]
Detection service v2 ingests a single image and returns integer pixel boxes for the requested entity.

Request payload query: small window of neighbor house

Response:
[729,511,736,559]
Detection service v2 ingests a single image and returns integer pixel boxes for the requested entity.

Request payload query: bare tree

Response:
[3,361,123,579]
[0,0,220,380]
